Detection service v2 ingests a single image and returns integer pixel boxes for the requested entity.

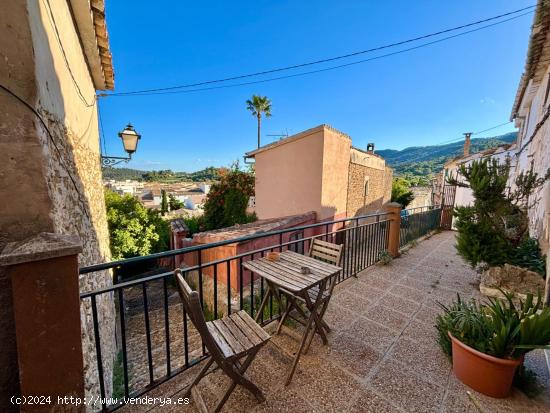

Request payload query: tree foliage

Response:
[391,178,415,208]
[102,166,221,183]
[105,190,169,260]
[450,158,549,274]
[160,190,168,215]
[203,163,256,230]
[168,194,184,210]
[377,132,517,184]
[246,95,272,148]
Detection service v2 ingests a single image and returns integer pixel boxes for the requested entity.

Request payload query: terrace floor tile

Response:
[118,231,549,413]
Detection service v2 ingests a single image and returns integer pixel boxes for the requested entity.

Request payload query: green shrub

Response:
[391,178,415,208]
[509,238,546,277]
[203,162,256,230]
[105,190,170,260]
[451,159,549,274]
[378,250,393,265]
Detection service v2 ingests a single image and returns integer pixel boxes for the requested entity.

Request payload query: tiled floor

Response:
[120,231,550,412]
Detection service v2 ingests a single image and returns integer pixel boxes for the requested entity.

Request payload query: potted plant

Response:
[436,291,550,398]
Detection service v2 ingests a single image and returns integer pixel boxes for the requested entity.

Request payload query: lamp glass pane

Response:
[121,133,138,153]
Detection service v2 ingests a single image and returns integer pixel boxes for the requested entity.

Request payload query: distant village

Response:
[104,179,211,215]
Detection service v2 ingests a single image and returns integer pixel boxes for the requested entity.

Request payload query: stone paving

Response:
[118,231,550,413]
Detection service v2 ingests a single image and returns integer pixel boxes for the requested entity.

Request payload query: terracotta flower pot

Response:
[449,332,522,398]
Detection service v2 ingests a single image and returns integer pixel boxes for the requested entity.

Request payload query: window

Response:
[364,177,370,197]
[363,177,370,209]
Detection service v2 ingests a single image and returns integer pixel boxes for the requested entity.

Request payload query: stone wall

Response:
[346,161,393,217]
[409,187,433,209]
[0,1,116,409]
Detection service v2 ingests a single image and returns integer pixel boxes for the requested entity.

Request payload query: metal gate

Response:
[440,184,457,230]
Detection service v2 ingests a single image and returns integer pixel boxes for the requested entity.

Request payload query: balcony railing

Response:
[79,208,438,411]
[399,206,441,248]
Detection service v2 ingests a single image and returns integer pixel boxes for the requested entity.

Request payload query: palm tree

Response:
[246,95,272,148]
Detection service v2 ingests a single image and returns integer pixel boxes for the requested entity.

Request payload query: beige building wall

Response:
[250,125,392,223]
[320,127,352,220]
[253,126,325,220]
[0,0,115,408]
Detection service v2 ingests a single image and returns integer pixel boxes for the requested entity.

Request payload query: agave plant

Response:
[436,290,550,359]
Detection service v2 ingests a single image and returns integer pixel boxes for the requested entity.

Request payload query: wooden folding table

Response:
[242,250,342,384]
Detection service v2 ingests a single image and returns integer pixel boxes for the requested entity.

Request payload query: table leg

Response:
[254,282,272,323]
[285,279,327,385]
[303,282,329,347]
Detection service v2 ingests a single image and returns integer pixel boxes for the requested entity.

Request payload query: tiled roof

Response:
[90,0,114,89]
[511,0,550,119]
[170,219,189,234]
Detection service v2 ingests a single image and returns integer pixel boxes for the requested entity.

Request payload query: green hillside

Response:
[377,132,517,185]
[102,166,221,182]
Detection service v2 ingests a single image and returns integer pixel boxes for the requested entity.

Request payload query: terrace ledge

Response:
[0,232,82,266]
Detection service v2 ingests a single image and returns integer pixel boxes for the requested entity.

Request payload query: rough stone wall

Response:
[0,2,56,411]
[346,162,393,217]
[38,111,115,402]
[0,1,116,408]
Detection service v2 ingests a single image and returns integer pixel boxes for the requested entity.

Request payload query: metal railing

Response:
[79,211,397,411]
[399,206,441,248]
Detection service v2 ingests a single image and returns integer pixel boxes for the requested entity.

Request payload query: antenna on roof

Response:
[266,131,289,142]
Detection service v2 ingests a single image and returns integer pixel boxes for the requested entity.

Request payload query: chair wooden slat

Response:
[230,312,263,346]
[212,319,246,355]
[311,238,341,250]
[222,317,255,350]
[173,270,270,412]
[236,311,271,341]
[206,323,234,359]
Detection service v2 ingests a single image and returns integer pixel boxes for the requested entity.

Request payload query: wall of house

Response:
[320,128,352,221]
[346,149,392,218]
[0,0,115,406]
[0,3,51,410]
[408,187,433,209]
[515,66,550,281]
[254,127,325,220]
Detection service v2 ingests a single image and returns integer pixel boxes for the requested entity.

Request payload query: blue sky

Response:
[99,1,533,172]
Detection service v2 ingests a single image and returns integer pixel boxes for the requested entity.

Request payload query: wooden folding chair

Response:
[174,270,270,413]
[277,238,343,351]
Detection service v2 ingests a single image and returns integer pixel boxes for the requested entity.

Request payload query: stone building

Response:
[245,124,393,223]
[510,0,550,302]
[1,0,116,409]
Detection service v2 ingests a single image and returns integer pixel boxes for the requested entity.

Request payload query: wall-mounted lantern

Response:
[101,123,141,167]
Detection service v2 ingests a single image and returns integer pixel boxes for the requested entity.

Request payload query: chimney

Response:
[463,132,472,156]
[366,143,375,153]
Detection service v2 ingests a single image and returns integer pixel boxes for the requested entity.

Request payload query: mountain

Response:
[102,166,221,182]
[376,132,517,185]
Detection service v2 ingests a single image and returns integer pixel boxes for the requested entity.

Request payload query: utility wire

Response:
[0,84,91,220]
[104,5,536,97]
[98,100,108,155]
[472,121,513,135]
[104,11,533,98]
